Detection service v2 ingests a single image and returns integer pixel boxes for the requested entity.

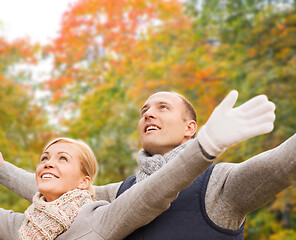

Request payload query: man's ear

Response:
[185,120,197,139]
[77,176,91,190]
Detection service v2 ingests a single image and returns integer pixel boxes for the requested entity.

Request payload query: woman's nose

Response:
[44,159,55,168]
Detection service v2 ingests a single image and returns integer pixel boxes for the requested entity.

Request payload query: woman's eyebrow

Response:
[58,152,73,158]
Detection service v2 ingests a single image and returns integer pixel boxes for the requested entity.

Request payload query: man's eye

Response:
[141,109,148,116]
[160,105,168,110]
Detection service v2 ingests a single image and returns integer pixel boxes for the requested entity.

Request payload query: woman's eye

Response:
[160,105,168,110]
[41,157,48,162]
[60,156,67,161]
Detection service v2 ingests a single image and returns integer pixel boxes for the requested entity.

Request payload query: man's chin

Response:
[142,142,169,156]
[142,142,158,155]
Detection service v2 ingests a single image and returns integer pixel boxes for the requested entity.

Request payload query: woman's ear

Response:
[77,176,91,190]
[185,120,197,139]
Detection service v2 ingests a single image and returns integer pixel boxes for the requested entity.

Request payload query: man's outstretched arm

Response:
[194,90,280,230]
[206,133,296,230]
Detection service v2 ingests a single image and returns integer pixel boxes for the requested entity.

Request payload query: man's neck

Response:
[146,139,191,156]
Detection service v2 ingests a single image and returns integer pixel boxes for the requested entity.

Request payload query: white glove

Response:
[197,90,276,157]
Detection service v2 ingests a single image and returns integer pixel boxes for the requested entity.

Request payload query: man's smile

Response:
[145,124,161,133]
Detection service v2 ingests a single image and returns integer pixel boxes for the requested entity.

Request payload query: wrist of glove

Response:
[197,90,276,157]
[197,125,226,157]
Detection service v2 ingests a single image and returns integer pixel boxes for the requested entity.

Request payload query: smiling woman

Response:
[0,136,215,239]
[36,138,97,202]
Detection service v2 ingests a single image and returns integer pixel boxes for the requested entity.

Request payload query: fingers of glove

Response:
[236,95,269,113]
[218,90,238,110]
[237,101,276,120]
[243,122,274,139]
[244,111,276,128]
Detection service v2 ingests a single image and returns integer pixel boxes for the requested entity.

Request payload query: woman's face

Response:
[36,142,88,202]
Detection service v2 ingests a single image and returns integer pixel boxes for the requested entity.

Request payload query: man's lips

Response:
[144,124,161,133]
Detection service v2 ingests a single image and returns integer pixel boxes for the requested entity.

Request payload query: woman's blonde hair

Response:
[43,137,98,199]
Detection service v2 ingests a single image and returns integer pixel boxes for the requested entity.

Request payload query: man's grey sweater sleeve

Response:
[206,133,296,230]
[0,162,37,202]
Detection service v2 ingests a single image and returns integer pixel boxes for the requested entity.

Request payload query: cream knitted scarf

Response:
[136,139,193,182]
[19,189,93,240]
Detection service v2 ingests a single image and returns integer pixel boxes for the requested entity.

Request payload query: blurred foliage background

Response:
[0,0,296,238]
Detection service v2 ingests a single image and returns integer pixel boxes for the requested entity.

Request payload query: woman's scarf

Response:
[19,189,93,240]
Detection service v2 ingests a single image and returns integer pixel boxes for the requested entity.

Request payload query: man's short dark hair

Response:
[172,92,197,138]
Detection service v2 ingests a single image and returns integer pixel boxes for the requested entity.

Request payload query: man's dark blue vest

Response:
[116,164,245,240]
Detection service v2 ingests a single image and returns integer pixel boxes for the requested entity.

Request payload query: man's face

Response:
[138,92,192,156]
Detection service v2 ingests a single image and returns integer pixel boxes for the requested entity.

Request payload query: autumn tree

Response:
[45,0,186,104]
[0,36,53,212]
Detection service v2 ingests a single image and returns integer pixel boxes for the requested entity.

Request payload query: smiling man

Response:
[0,90,296,240]
[138,92,197,156]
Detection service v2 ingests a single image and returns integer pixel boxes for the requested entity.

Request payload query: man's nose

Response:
[144,108,156,120]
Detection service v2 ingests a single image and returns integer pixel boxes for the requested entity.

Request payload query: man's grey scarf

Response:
[136,139,193,182]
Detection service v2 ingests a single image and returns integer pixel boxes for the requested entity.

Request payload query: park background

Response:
[0,0,295,239]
